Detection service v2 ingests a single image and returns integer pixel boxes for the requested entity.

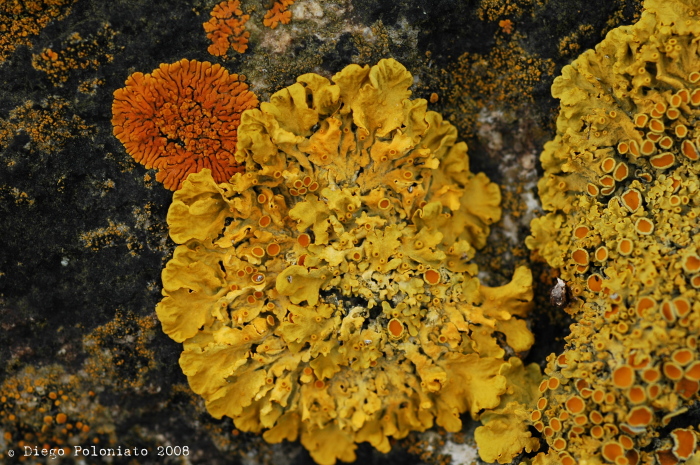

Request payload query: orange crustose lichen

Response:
[83,311,157,392]
[111,59,258,190]
[0,97,93,154]
[0,0,76,63]
[204,0,250,56]
[0,365,116,461]
[263,0,295,29]
[31,24,117,86]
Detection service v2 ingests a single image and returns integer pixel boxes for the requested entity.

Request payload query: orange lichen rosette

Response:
[527,0,700,463]
[263,0,295,29]
[157,59,537,464]
[111,59,258,190]
[204,0,250,56]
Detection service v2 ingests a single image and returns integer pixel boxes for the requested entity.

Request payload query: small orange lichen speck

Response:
[204,0,250,56]
[599,149,616,164]
[663,362,683,380]
[111,59,258,190]
[594,247,608,262]
[388,319,403,338]
[263,0,295,29]
[601,442,624,462]
[573,226,589,239]
[681,140,699,160]
[685,362,700,381]
[650,152,675,169]
[498,19,513,34]
[627,386,645,404]
[424,269,440,284]
[587,274,603,292]
[634,217,654,235]
[621,189,641,212]
[682,254,700,273]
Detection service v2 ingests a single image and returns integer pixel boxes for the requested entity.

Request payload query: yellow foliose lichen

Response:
[157,59,536,465]
[475,357,543,464]
[527,0,700,463]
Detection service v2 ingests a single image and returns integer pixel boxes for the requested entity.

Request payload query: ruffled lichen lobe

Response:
[156,59,537,464]
[527,0,700,462]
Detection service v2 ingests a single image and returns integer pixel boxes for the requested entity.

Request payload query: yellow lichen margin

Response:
[157,59,536,465]
[527,0,700,463]
[475,358,542,463]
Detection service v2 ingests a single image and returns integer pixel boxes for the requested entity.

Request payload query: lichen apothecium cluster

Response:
[527,0,700,463]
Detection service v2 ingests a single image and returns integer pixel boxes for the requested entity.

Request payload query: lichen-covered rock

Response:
[527,0,700,463]
[0,365,116,461]
[157,59,536,465]
[0,0,76,64]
